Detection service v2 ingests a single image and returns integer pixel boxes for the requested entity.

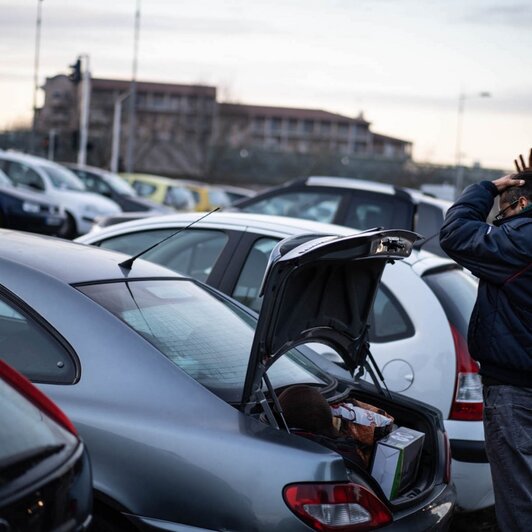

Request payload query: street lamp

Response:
[454,91,491,197]
[111,92,130,173]
[30,0,44,154]
[125,0,141,174]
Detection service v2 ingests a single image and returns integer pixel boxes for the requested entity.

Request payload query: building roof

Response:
[372,132,412,146]
[91,78,216,97]
[219,103,370,124]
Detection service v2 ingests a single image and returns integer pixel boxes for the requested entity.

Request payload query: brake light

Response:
[449,324,483,421]
[0,360,78,436]
[283,482,392,531]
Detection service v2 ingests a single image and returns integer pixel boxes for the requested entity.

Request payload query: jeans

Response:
[483,384,532,531]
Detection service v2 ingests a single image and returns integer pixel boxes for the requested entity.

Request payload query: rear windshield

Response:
[422,267,478,337]
[77,279,328,401]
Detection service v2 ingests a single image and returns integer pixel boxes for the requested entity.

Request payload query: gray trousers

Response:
[483,385,532,531]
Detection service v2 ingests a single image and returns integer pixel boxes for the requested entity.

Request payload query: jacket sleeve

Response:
[439,181,524,283]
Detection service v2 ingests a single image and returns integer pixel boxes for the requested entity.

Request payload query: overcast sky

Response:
[1,0,531,169]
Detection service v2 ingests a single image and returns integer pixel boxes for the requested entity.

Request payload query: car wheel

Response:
[57,212,77,240]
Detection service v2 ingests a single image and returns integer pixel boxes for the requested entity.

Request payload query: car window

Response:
[5,161,45,191]
[0,294,77,383]
[232,238,278,311]
[39,164,85,191]
[368,285,414,342]
[98,229,229,283]
[344,193,412,230]
[423,268,477,339]
[76,171,112,195]
[241,191,342,223]
[78,280,328,400]
[164,186,195,209]
[132,180,157,197]
[208,188,231,207]
[415,202,445,255]
[0,168,13,187]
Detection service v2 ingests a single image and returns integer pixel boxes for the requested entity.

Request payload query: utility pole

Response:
[77,54,91,166]
[125,0,141,173]
[30,0,44,154]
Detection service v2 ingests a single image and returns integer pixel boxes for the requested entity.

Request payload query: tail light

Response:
[283,482,392,531]
[0,359,78,435]
[448,324,483,421]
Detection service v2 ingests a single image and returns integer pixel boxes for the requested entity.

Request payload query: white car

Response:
[0,151,121,238]
[77,211,491,513]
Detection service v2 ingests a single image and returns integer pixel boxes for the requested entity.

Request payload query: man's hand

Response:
[492,174,525,194]
[514,148,532,172]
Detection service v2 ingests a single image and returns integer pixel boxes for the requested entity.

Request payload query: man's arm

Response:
[439,175,526,283]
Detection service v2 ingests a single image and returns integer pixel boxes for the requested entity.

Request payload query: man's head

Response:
[496,171,532,223]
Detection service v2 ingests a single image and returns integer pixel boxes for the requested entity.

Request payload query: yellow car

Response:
[121,174,231,212]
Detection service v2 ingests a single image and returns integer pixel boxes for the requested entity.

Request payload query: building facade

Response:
[36,74,411,180]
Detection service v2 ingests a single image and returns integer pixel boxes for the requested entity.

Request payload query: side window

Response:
[144,229,228,282]
[368,285,414,342]
[344,193,411,230]
[0,294,77,383]
[232,238,278,312]
[97,229,176,255]
[97,229,229,283]
[5,161,45,191]
[415,202,445,255]
[132,180,157,197]
[242,192,342,224]
[164,186,195,210]
[78,172,111,195]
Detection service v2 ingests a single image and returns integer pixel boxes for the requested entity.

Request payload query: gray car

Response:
[0,230,455,531]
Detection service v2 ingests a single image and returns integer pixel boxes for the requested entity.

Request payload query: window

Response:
[415,202,446,255]
[5,162,45,191]
[164,186,195,210]
[77,172,112,196]
[368,285,414,342]
[344,193,413,230]
[241,191,342,224]
[132,180,157,197]
[78,280,327,401]
[303,120,314,134]
[232,238,278,311]
[0,294,76,383]
[98,229,229,283]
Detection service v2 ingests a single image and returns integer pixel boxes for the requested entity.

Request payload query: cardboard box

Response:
[370,426,425,499]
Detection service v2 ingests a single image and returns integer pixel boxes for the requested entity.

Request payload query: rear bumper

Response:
[386,483,456,530]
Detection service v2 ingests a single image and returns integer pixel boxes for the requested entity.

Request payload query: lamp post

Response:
[125,0,141,174]
[454,90,491,197]
[30,0,44,154]
[110,92,130,173]
[77,54,91,166]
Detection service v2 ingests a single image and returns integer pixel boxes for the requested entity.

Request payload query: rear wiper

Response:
[0,444,65,481]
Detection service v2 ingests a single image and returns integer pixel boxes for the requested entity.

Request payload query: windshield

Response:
[102,172,137,195]
[40,164,85,191]
[77,279,328,401]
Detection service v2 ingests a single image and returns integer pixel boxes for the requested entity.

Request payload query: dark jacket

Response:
[440,181,532,387]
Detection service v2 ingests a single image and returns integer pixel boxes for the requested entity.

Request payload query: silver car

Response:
[0,230,455,531]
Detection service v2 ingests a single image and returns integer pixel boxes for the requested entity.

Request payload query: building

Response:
[36,73,411,180]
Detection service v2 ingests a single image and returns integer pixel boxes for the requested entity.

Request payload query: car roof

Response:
[305,176,398,195]
[0,230,180,284]
[122,173,208,188]
[81,211,358,240]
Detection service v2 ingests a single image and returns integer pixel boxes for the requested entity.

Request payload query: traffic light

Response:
[68,58,82,84]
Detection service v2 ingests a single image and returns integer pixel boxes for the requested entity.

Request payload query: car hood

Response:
[242,229,418,404]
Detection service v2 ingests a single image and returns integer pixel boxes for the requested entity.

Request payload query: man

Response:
[440,149,532,531]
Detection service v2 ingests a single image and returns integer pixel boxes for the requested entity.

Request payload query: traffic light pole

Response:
[77,54,91,166]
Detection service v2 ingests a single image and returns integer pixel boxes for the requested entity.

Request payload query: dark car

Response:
[0,169,65,235]
[232,176,452,256]
[0,359,92,530]
[63,163,172,214]
[0,230,454,531]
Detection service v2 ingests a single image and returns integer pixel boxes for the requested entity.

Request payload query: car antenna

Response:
[118,207,220,270]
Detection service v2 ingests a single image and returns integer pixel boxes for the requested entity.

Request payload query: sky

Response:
[1,0,531,169]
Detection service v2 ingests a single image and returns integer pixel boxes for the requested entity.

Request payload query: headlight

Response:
[22,201,41,214]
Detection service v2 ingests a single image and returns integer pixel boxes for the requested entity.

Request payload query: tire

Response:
[57,212,77,240]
